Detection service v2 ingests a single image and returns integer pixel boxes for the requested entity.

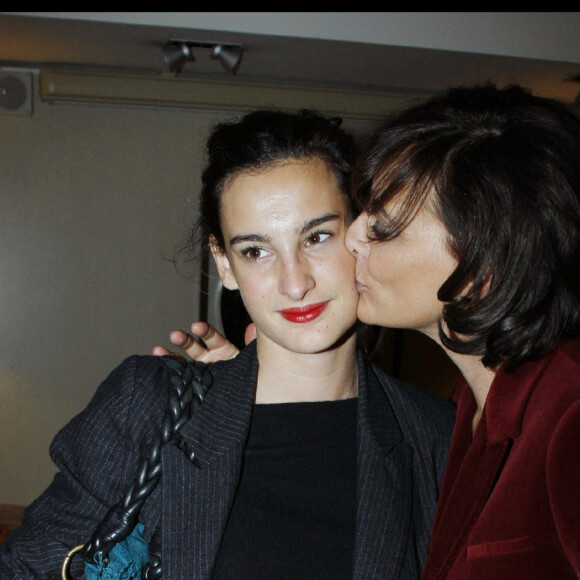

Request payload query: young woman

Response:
[172,85,580,579]
[0,110,454,579]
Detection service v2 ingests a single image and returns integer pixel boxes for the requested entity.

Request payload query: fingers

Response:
[190,322,231,351]
[189,323,240,362]
[152,343,187,365]
[165,323,240,364]
[189,322,214,344]
[152,345,172,357]
[169,330,209,359]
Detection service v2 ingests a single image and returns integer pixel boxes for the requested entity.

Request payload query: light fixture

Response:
[162,40,243,75]
[162,43,194,74]
[211,44,244,74]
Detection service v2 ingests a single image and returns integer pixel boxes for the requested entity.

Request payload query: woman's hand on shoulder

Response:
[153,321,253,364]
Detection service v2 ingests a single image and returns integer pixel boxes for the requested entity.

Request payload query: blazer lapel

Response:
[423,357,553,580]
[159,343,259,579]
[354,357,414,580]
[422,394,511,580]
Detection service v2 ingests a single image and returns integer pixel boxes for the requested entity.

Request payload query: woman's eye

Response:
[241,246,267,261]
[306,231,331,246]
[370,221,398,241]
[371,222,388,237]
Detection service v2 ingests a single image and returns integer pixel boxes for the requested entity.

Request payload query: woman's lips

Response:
[355,279,367,292]
[278,301,330,323]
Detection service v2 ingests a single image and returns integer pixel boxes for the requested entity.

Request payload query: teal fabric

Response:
[84,523,148,580]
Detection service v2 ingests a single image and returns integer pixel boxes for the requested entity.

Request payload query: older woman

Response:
[346,84,580,579]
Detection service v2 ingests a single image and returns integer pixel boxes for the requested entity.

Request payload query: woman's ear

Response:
[209,236,239,291]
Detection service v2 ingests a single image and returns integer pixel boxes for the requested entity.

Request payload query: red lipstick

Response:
[278,301,329,323]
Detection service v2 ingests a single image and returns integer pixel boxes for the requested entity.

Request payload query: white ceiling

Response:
[2,12,580,104]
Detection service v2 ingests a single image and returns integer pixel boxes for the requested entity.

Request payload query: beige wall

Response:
[0,76,233,504]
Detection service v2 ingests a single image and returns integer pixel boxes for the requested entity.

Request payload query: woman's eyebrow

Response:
[300,213,340,235]
[229,213,341,246]
[229,233,269,246]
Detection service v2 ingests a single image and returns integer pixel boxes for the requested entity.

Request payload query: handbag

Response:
[61,355,212,580]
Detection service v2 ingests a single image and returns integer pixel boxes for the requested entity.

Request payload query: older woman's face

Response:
[345,201,457,342]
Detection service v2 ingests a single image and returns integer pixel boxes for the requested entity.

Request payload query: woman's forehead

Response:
[220,159,349,231]
[224,158,343,199]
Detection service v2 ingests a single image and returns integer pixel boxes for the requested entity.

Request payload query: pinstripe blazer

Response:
[0,341,454,579]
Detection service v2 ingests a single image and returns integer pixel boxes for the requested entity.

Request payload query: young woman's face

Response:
[212,158,359,355]
[345,200,457,342]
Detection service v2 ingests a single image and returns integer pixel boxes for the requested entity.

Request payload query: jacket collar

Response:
[354,353,414,580]
[180,344,407,465]
[177,340,259,465]
[356,352,405,452]
[483,348,555,443]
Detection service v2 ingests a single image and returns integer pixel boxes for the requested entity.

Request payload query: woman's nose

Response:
[279,257,315,301]
[345,212,370,258]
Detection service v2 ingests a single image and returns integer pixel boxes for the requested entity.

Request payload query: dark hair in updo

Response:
[195,109,357,252]
[354,83,580,370]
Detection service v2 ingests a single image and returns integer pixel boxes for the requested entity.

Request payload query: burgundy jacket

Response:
[422,338,580,580]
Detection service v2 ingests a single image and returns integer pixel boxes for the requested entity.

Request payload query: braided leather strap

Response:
[81,356,212,575]
[142,527,162,579]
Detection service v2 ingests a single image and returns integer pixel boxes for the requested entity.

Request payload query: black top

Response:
[212,397,357,579]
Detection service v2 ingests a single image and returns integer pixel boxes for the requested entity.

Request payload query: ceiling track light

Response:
[162,40,243,75]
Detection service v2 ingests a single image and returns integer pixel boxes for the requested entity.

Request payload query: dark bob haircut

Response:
[354,84,580,370]
[196,109,356,252]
